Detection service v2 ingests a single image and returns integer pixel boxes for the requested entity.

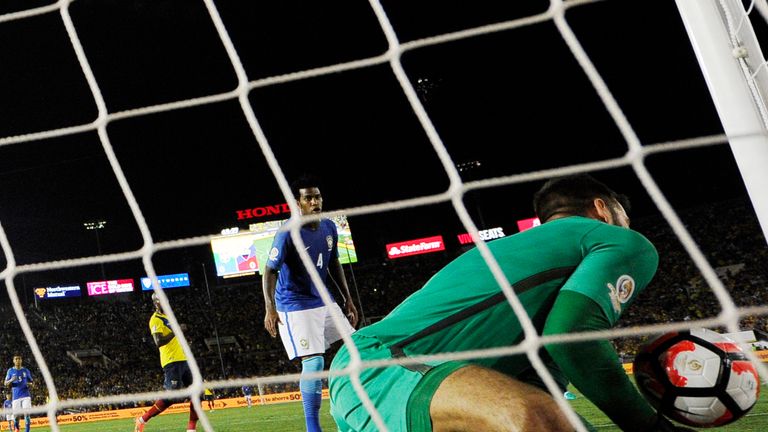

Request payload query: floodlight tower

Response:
[456,160,486,228]
[83,220,107,279]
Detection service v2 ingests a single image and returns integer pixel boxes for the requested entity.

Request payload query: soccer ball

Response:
[633,328,761,428]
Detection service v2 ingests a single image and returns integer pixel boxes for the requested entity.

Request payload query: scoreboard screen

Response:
[211,215,357,278]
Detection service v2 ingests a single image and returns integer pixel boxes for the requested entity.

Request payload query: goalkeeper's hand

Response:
[653,415,697,432]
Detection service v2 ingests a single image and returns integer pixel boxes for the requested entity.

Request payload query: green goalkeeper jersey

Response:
[332,216,660,431]
[356,216,658,372]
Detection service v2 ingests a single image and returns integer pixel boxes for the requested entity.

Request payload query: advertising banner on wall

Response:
[86,279,134,296]
[386,235,445,259]
[140,273,191,291]
[33,285,82,300]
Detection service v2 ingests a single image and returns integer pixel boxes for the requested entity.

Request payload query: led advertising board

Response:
[33,285,82,300]
[386,235,445,259]
[456,227,507,245]
[140,273,191,291]
[86,279,135,296]
[516,217,541,232]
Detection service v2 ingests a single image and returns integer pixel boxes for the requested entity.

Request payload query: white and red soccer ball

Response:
[633,328,761,428]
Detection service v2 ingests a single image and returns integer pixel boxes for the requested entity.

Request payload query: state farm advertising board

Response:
[386,235,445,259]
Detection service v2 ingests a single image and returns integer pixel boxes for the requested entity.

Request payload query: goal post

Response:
[675,0,768,244]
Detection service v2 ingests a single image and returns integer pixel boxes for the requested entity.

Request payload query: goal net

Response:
[0,1,766,431]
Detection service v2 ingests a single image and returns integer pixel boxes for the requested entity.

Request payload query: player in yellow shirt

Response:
[203,383,215,411]
[134,293,198,432]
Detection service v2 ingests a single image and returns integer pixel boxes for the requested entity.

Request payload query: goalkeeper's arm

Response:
[543,290,677,432]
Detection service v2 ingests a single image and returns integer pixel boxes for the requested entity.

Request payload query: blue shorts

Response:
[163,361,192,391]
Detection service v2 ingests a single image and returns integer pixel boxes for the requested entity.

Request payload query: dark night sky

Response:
[0,1,760,289]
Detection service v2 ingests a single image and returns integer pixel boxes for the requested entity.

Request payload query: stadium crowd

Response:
[0,197,765,414]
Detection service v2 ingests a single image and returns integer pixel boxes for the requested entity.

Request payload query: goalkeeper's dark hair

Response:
[290,173,322,199]
[533,173,631,223]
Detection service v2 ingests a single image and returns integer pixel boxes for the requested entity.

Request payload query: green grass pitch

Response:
[32,403,338,432]
[573,382,768,431]
[32,385,768,431]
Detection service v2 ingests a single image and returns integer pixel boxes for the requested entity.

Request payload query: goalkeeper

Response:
[329,174,693,432]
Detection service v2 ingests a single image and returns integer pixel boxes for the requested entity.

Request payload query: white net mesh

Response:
[0,0,766,431]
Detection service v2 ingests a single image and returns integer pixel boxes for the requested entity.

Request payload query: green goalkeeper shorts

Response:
[328,334,468,432]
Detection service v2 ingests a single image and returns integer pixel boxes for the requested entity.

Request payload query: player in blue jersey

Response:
[262,174,359,432]
[3,393,15,432]
[4,355,32,432]
[242,385,254,407]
